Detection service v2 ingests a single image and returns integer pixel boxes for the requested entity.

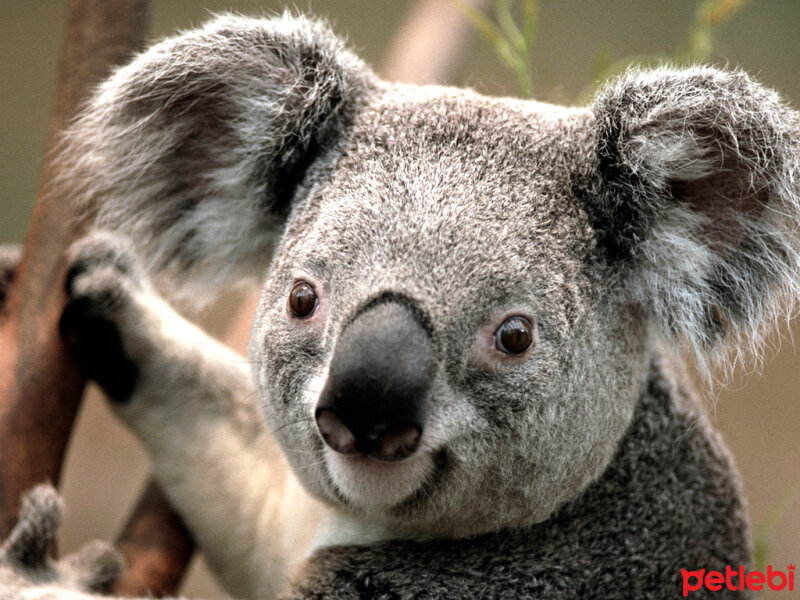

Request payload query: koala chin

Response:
[5,12,800,600]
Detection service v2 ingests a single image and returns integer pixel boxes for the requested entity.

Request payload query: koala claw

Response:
[0,485,124,597]
[63,540,125,593]
[0,484,63,569]
[60,233,144,402]
[64,231,142,300]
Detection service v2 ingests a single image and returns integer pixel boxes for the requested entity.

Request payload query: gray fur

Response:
[60,13,374,304]
[590,68,800,377]
[5,13,800,599]
[0,486,124,598]
[2,485,63,570]
[253,87,649,537]
[288,359,750,599]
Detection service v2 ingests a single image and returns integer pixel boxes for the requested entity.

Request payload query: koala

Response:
[2,12,799,600]
[0,485,123,599]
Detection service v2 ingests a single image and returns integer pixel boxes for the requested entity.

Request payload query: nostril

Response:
[374,425,421,462]
[315,409,357,455]
[316,406,423,461]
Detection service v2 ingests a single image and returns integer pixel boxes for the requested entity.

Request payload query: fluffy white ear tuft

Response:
[59,14,375,304]
[590,67,800,376]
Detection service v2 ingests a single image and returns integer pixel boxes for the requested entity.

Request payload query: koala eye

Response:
[495,316,535,355]
[289,281,318,319]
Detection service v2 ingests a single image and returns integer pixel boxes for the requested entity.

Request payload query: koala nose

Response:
[315,300,435,462]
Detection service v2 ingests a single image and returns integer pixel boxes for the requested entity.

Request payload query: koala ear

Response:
[589,67,800,368]
[63,14,374,302]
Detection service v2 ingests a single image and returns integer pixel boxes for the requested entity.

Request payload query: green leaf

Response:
[753,483,800,573]
[450,0,518,72]
[673,0,747,63]
[496,0,527,54]
[521,0,538,48]
[591,44,614,81]
[450,0,536,98]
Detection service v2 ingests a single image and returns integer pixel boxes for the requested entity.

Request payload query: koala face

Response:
[252,87,650,535]
[66,15,800,539]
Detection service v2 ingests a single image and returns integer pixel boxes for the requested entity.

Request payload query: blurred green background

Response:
[1,2,799,598]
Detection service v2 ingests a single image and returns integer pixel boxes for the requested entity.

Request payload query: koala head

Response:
[64,15,800,537]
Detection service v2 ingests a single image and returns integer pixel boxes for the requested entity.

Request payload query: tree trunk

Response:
[0,0,149,538]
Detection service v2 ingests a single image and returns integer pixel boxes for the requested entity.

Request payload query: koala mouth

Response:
[324,447,435,509]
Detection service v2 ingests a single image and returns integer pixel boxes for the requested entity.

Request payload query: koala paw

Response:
[0,244,22,310]
[60,233,145,402]
[0,485,123,596]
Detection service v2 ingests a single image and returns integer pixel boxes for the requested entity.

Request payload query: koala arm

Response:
[60,234,327,599]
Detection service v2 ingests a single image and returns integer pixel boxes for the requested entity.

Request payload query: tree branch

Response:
[0,0,149,541]
[112,482,196,597]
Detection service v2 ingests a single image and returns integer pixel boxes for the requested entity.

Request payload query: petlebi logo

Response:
[681,564,795,596]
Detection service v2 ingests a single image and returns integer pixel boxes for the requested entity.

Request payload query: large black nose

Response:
[315,300,435,462]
